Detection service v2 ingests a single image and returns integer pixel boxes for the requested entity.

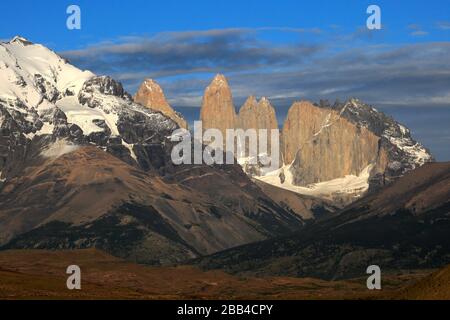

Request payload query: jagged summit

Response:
[0,40,305,266]
[211,73,228,86]
[237,95,279,172]
[134,78,187,129]
[312,97,433,168]
[200,74,236,138]
[244,95,257,104]
[240,96,271,108]
[239,95,257,111]
[277,98,433,202]
[143,78,163,90]
[138,79,167,101]
[0,36,95,109]
[340,98,433,168]
[9,36,33,45]
[198,73,432,202]
[0,37,178,181]
[238,96,276,116]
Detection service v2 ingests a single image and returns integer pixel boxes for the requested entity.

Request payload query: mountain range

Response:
[199,74,433,205]
[0,36,447,283]
[0,36,305,263]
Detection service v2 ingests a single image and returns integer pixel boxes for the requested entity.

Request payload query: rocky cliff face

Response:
[238,96,278,132]
[237,96,280,175]
[282,100,382,185]
[282,99,432,189]
[134,79,188,129]
[197,74,432,201]
[200,74,237,139]
[336,98,433,189]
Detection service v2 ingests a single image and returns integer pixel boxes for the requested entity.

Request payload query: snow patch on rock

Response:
[41,139,79,159]
[384,135,432,168]
[256,163,374,201]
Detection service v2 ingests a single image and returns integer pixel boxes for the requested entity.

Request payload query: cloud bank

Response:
[62,27,450,110]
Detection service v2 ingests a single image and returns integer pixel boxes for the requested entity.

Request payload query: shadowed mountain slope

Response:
[0,146,303,264]
[195,162,450,279]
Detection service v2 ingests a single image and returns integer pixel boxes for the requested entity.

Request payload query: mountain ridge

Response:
[0,37,441,270]
[0,37,308,264]
[0,146,305,263]
[197,73,433,204]
[134,78,188,129]
[194,162,450,279]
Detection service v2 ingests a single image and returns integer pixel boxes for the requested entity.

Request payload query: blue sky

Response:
[1,0,450,49]
[1,0,450,159]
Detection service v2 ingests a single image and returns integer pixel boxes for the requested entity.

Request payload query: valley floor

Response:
[0,249,444,300]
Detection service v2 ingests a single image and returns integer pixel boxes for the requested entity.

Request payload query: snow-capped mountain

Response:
[0,37,307,264]
[0,36,93,108]
[0,36,434,206]
[0,36,178,181]
[0,36,441,267]
[336,98,432,170]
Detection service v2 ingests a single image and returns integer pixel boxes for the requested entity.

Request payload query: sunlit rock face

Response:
[198,73,432,198]
[282,100,380,185]
[134,79,188,129]
[238,96,278,139]
[237,96,280,174]
[282,99,432,188]
[200,74,237,139]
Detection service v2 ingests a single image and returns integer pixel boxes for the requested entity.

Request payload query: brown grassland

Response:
[0,249,447,300]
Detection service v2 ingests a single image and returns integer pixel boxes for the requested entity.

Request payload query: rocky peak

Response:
[83,75,127,97]
[9,36,33,46]
[238,96,257,119]
[236,96,280,175]
[134,79,187,129]
[241,95,257,109]
[135,79,169,108]
[200,74,236,138]
[336,98,433,170]
[0,36,181,181]
[210,73,229,88]
[78,75,132,108]
[257,97,275,112]
[280,98,433,195]
[238,96,278,131]
[281,100,382,191]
